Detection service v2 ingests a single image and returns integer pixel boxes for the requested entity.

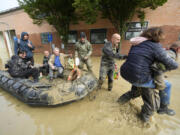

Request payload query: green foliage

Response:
[99,0,140,36]
[18,0,78,45]
[140,0,168,9]
[73,0,99,24]
[137,10,145,26]
[18,0,168,48]
[73,0,167,37]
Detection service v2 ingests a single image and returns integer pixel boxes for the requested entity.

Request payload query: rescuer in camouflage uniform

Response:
[98,33,127,91]
[75,32,93,72]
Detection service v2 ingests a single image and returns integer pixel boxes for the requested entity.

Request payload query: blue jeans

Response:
[133,80,171,105]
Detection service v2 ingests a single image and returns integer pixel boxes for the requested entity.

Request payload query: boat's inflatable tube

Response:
[0,70,98,106]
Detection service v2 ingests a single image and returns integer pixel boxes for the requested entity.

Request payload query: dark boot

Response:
[49,77,53,82]
[108,82,113,91]
[98,79,103,89]
[34,78,39,83]
[139,111,150,123]
[157,104,176,116]
[117,91,132,104]
[117,86,141,104]
[58,73,64,78]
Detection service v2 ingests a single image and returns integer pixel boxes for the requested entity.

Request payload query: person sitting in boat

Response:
[67,59,81,81]
[39,50,50,77]
[5,50,39,83]
[48,47,72,81]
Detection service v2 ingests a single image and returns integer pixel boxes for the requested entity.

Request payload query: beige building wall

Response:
[0,9,56,35]
[143,0,180,27]
[0,0,179,55]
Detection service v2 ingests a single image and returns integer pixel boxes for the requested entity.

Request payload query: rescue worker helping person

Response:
[98,33,127,91]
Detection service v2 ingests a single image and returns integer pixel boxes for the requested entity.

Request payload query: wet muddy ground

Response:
[0,54,180,135]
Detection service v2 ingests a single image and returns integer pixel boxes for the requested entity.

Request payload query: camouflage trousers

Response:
[154,74,166,90]
[98,64,114,90]
[78,58,92,72]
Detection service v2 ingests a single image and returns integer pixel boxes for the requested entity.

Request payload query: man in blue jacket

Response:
[14,32,35,65]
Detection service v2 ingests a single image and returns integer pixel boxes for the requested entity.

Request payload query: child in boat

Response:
[39,50,50,77]
[67,57,81,81]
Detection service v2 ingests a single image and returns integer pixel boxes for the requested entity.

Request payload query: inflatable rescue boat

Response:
[0,70,98,106]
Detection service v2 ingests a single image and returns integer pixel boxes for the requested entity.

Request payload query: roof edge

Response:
[0,6,22,15]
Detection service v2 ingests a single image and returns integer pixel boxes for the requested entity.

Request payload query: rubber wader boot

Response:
[58,73,64,78]
[117,86,141,104]
[49,77,53,82]
[34,78,39,83]
[117,91,132,104]
[139,112,151,123]
[98,80,103,89]
[108,82,113,91]
[157,104,176,116]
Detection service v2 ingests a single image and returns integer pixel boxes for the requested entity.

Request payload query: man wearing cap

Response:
[75,32,93,72]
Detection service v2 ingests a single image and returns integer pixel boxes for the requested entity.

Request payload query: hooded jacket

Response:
[120,40,178,84]
[14,32,35,58]
[6,55,31,77]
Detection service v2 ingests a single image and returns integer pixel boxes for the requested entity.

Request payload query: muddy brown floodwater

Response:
[0,54,180,135]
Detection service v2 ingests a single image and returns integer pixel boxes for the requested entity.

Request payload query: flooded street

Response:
[0,54,180,135]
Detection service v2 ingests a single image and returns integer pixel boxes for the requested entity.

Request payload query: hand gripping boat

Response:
[0,70,98,106]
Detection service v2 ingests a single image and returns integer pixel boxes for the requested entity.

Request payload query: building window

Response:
[90,29,107,44]
[40,32,49,44]
[68,31,77,44]
[125,22,148,40]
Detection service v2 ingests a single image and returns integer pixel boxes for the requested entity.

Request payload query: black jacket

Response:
[120,40,178,84]
[43,55,50,67]
[6,55,31,77]
[101,41,126,66]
